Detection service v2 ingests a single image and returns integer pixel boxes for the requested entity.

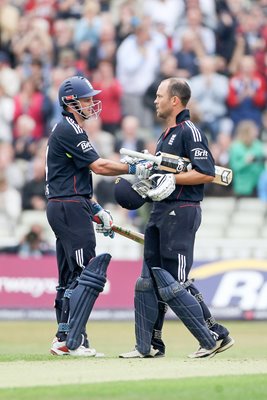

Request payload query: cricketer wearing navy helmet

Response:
[45,76,152,356]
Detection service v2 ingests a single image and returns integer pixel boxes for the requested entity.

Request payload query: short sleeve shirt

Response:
[45,112,99,198]
[155,109,215,202]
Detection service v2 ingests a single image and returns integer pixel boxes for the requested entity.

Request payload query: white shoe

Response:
[69,346,97,357]
[119,346,164,358]
[50,337,97,357]
[188,336,235,359]
[50,337,70,356]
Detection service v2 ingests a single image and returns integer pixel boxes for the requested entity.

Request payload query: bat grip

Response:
[92,215,102,224]
[93,215,114,229]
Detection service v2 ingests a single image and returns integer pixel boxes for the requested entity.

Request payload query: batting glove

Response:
[120,155,140,165]
[147,173,176,201]
[92,203,115,239]
[128,160,154,179]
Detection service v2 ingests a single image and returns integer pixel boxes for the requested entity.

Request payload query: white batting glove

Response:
[128,160,154,179]
[147,174,176,201]
[120,155,140,165]
[92,203,115,238]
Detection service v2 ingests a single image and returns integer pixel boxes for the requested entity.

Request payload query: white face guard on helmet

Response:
[62,95,102,120]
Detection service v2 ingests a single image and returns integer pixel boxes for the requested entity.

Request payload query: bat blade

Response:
[120,148,233,186]
[112,224,144,245]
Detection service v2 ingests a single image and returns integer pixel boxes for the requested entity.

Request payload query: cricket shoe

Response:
[188,336,235,359]
[119,346,164,358]
[50,337,70,356]
[50,337,97,357]
[209,335,235,358]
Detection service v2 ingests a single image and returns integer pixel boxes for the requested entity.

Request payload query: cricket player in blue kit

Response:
[46,76,151,356]
[119,78,234,359]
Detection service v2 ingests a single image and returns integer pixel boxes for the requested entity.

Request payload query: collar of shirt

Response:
[175,108,190,124]
[62,109,78,123]
[163,109,191,139]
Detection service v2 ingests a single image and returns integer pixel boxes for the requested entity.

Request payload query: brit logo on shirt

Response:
[191,147,208,159]
[168,134,176,146]
[77,140,93,152]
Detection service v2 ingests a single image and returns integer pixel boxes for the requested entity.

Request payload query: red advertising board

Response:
[0,255,141,310]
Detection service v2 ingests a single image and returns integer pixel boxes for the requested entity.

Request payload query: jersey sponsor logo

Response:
[77,140,93,152]
[191,147,208,159]
[168,134,176,146]
[192,260,267,319]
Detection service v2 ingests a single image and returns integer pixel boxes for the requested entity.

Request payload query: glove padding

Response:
[128,160,154,179]
[92,204,114,238]
[147,173,176,201]
[120,155,140,165]
[96,222,115,238]
[132,179,153,198]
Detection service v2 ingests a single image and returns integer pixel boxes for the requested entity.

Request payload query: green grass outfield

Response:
[0,320,266,399]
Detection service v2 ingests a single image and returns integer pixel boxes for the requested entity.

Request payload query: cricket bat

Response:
[120,148,232,186]
[93,216,144,245]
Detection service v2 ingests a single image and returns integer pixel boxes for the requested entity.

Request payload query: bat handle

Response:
[93,215,114,229]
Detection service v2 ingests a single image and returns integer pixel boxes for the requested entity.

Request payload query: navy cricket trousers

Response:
[46,196,96,288]
[144,201,201,283]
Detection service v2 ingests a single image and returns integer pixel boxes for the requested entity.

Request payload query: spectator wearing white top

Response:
[0,83,14,143]
[0,171,22,237]
[189,56,230,142]
[142,0,185,37]
[116,17,166,128]
[172,7,216,55]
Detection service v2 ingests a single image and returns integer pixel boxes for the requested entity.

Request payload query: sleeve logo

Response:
[191,148,208,159]
[77,140,93,152]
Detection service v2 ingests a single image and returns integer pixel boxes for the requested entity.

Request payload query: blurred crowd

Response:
[1,0,267,250]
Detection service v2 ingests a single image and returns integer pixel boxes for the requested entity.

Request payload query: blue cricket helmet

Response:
[58,76,102,119]
[58,76,101,106]
[114,177,147,210]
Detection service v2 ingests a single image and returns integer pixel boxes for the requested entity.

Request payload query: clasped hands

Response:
[121,155,177,201]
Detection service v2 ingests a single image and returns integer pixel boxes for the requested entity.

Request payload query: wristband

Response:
[91,202,102,215]
[128,164,136,174]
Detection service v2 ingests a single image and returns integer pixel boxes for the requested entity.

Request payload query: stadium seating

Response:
[0,197,266,260]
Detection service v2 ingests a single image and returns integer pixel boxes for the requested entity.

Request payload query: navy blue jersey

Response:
[155,109,215,202]
[45,111,99,199]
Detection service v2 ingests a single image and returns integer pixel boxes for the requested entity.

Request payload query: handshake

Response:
[121,152,188,201]
[121,155,154,179]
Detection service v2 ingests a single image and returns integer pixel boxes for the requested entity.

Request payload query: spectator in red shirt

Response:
[93,60,123,135]
[226,55,266,131]
[13,77,53,139]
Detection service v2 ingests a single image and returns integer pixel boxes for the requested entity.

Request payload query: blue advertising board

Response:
[189,259,267,320]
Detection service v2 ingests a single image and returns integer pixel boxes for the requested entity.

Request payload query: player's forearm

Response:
[174,169,214,185]
[90,158,129,176]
